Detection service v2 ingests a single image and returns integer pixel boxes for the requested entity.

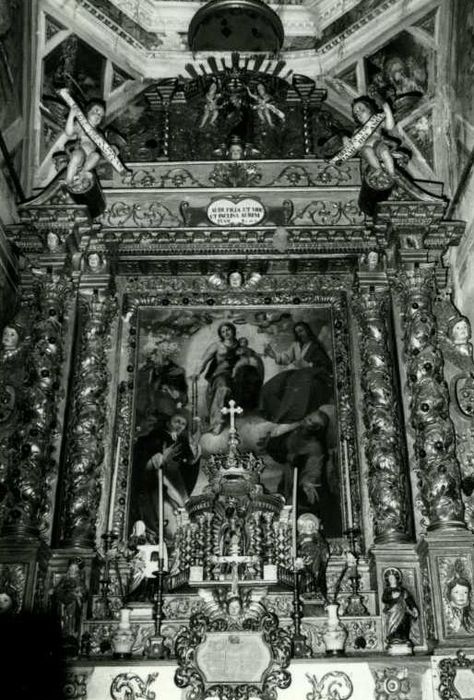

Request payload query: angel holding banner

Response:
[56,88,129,191]
[64,98,105,188]
[330,96,400,182]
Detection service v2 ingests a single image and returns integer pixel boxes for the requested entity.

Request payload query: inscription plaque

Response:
[207,198,265,226]
[196,632,272,684]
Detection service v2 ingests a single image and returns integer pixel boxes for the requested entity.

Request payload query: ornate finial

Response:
[202,400,265,493]
[221,400,243,451]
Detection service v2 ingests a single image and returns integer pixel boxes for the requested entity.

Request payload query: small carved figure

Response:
[350,97,396,178]
[199,81,222,128]
[219,505,246,558]
[247,83,285,127]
[126,520,168,602]
[57,88,128,193]
[64,98,106,188]
[382,567,418,653]
[52,557,87,655]
[297,513,329,600]
[366,250,379,271]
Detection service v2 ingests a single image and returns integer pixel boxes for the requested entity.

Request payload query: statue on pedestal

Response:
[382,567,418,655]
[297,513,329,600]
[52,557,87,656]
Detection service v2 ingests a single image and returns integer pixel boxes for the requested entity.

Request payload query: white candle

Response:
[107,437,121,532]
[343,439,353,529]
[158,465,164,564]
[292,466,298,559]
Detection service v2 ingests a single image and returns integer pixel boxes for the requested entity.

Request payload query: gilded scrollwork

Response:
[354,290,410,542]
[398,268,465,529]
[0,563,27,612]
[438,650,474,700]
[63,671,92,699]
[60,290,117,547]
[306,671,353,700]
[101,201,182,228]
[174,610,292,700]
[110,672,158,700]
[115,161,359,189]
[291,200,364,226]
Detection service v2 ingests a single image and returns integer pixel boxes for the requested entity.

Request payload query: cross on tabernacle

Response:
[221,400,243,433]
[210,552,260,588]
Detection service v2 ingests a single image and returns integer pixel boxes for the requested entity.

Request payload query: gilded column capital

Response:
[58,289,117,548]
[354,288,411,543]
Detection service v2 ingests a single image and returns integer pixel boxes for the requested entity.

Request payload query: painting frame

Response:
[109,276,361,554]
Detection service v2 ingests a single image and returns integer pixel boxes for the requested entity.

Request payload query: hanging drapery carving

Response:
[59,290,116,548]
[1,273,70,539]
[355,289,411,543]
[399,268,465,530]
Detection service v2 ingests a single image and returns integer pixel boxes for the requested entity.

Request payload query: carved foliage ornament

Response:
[0,273,71,538]
[398,269,465,527]
[306,671,353,700]
[354,289,409,542]
[110,672,159,700]
[438,650,474,700]
[60,291,117,546]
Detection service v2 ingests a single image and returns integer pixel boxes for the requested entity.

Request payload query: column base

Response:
[417,530,474,649]
[0,539,50,612]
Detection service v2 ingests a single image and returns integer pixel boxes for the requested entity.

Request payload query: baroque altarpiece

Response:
[1,1,474,699]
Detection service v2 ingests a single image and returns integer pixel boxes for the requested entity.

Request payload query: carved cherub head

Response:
[447,577,471,610]
[352,96,378,125]
[1,325,20,351]
[85,98,106,128]
[448,317,471,345]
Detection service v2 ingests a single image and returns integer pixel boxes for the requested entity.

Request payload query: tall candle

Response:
[158,464,164,564]
[343,439,353,529]
[107,437,121,532]
[292,465,298,560]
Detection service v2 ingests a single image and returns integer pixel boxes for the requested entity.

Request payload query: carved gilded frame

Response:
[109,273,361,550]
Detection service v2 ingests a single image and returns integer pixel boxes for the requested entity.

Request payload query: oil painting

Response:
[129,306,342,544]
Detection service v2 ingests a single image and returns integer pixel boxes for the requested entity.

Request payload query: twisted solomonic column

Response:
[59,290,117,548]
[1,273,70,539]
[355,288,411,543]
[399,268,465,530]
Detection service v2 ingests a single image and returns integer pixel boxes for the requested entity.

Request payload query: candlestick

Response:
[343,439,353,529]
[107,437,121,532]
[158,464,164,562]
[292,465,298,560]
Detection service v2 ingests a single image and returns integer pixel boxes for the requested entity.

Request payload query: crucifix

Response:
[221,399,243,435]
[210,551,260,586]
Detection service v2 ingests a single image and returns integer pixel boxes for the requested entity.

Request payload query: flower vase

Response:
[112,607,134,659]
[322,603,347,656]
